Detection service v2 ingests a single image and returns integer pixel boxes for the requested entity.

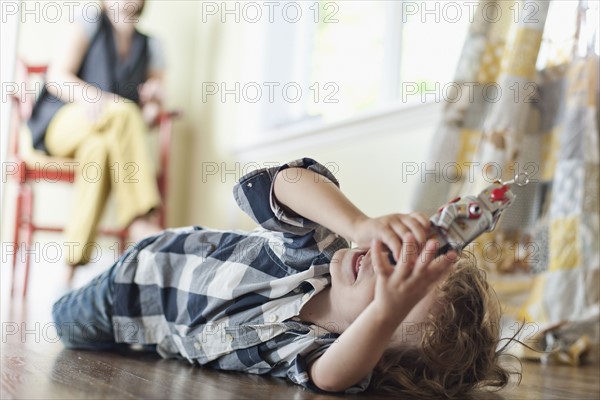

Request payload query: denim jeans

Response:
[52,263,119,350]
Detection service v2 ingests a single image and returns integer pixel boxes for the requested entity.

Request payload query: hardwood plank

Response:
[3,339,599,399]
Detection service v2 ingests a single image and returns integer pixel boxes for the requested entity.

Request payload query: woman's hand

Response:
[351,212,430,262]
[82,98,105,122]
[139,78,164,125]
[141,101,161,125]
[138,78,164,105]
[82,92,122,123]
[370,237,457,324]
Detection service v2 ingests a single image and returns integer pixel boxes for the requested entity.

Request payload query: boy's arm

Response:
[309,301,404,392]
[273,168,429,260]
[309,240,457,392]
[274,165,456,391]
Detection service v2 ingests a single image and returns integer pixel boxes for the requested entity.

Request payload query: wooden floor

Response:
[2,339,600,400]
[2,250,599,399]
[3,340,335,400]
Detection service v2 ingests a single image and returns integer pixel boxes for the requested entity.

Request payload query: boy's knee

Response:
[51,293,68,324]
[51,298,76,348]
[51,293,91,349]
[51,306,106,349]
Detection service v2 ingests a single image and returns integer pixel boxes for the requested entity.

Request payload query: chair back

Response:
[10,61,48,157]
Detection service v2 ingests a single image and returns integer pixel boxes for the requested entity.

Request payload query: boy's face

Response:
[329,248,376,325]
[329,248,438,329]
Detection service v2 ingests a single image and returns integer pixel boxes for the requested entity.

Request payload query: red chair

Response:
[7,62,178,297]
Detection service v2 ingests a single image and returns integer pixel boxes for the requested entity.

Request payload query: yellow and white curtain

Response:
[413,0,599,334]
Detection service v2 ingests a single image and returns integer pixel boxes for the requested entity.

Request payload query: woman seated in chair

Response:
[27,0,164,273]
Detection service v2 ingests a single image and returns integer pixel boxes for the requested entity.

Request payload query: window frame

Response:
[235,0,466,151]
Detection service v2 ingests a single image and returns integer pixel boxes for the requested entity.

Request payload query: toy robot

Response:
[428,174,528,257]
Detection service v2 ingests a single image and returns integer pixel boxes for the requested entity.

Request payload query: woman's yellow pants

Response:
[45,101,161,265]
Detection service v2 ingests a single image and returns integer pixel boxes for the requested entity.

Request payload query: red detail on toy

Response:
[438,196,461,214]
[468,203,483,218]
[491,185,509,202]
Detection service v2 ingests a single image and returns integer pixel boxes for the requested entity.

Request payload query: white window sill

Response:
[233,100,444,161]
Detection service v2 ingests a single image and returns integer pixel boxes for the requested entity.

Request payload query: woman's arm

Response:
[139,69,165,125]
[46,22,93,104]
[46,22,121,122]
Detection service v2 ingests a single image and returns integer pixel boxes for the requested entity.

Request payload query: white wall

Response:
[241,105,441,219]
[203,103,440,232]
[0,0,21,254]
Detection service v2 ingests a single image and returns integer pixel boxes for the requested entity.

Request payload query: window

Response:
[537,0,600,68]
[306,1,388,122]
[234,0,599,150]
[239,1,471,142]
[306,1,469,123]
[399,3,469,100]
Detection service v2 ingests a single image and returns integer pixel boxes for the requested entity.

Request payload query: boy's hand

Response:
[352,212,430,262]
[308,237,457,392]
[370,237,457,325]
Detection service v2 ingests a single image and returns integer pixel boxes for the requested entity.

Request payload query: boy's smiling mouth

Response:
[352,251,368,281]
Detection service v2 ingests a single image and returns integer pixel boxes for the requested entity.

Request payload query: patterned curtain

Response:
[412,0,599,354]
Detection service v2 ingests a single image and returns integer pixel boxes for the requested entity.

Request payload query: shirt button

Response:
[269,315,278,322]
[302,294,311,302]
[225,334,234,343]
[194,341,202,350]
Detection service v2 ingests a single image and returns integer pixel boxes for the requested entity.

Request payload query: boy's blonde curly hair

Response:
[369,261,520,398]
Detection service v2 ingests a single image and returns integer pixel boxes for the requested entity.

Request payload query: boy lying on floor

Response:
[53,158,513,397]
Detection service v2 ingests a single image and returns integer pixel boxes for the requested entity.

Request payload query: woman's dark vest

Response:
[28,13,150,153]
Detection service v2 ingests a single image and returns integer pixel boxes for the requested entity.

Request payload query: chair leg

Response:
[157,171,166,229]
[21,184,34,298]
[158,204,165,230]
[11,186,24,298]
[119,230,128,255]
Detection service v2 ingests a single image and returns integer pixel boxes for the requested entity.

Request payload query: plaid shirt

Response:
[112,158,371,393]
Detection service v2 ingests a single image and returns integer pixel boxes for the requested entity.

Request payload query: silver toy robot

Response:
[428,175,527,256]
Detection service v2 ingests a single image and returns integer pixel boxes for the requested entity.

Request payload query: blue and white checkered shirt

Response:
[111,158,371,393]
